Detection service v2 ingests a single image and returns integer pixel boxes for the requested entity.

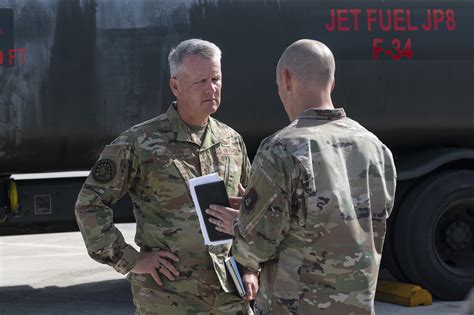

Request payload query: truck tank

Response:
[0,0,473,300]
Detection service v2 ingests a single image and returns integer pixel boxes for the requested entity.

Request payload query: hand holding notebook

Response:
[206,182,246,235]
[189,174,250,298]
[188,173,233,246]
[206,203,239,235]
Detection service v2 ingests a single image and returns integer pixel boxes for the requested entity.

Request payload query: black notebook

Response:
[194,181,233,244]
[188,173,233,245]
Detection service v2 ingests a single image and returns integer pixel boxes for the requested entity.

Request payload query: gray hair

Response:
[277,39,335,88]
[168,38,221,76]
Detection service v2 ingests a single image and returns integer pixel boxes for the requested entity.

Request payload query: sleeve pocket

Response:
[239,168,278,238]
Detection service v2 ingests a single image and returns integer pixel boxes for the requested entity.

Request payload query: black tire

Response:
[393,170,474,300]
[382,189,410,282]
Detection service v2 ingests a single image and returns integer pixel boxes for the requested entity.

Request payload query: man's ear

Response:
[282,69,292,92]
[170,77,179,98]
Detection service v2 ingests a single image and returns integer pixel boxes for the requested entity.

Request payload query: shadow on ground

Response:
[0,279,134,315]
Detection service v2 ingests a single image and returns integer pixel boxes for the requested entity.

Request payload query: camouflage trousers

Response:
[131,284,253,315]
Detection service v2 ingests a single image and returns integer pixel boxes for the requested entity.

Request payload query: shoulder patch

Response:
[91,158,116,183]
[242,188,258,213]
[102,144,123,156]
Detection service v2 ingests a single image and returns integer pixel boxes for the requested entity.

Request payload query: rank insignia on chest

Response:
[242,188,258,213]
[92,158,116,183]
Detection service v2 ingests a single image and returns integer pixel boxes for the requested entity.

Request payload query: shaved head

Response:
[277,39,335,89]
[276,39,336,120]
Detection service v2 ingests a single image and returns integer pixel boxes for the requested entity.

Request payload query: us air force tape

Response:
[91,158,116,183]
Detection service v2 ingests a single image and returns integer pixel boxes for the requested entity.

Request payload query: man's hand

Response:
[131,250,179,286]
[229,183,246,209]
[206,204,239,235]
[242,271,259,301]
[229,196,242,210]
[206,183,246,235]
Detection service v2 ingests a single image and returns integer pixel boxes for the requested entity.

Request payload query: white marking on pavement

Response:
[0,242,85,249]
[2,253,86,259]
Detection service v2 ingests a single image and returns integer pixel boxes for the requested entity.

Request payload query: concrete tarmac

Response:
[0,224,469,315]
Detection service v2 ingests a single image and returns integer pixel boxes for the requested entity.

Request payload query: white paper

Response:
[188,173,233,246]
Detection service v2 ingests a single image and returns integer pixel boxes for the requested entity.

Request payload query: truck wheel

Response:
[394,170,474,300]
[382,193,410,283]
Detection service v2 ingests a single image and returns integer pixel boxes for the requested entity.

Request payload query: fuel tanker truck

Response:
[0,0,473,301]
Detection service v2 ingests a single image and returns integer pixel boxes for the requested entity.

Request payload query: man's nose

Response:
[205,80,217,94]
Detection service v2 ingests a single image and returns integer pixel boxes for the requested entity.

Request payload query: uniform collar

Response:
[297,107,346,120]
[167,102,221,150]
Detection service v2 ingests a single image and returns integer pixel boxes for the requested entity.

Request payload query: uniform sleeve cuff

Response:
[232,235,260,273]
[114,245,140,274]
[241,265,260,274]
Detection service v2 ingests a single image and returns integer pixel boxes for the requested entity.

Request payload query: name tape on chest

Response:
[217,146,240,156]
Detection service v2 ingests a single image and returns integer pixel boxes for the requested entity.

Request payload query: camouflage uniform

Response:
[75,103,252,314]
[233,108,396,314]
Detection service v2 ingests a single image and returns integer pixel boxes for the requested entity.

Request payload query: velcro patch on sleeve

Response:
[91,158,117,184]
[101,144,123,157]
[242,188,258,214]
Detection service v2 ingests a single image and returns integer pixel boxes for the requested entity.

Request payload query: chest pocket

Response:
[145,154,194,211]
